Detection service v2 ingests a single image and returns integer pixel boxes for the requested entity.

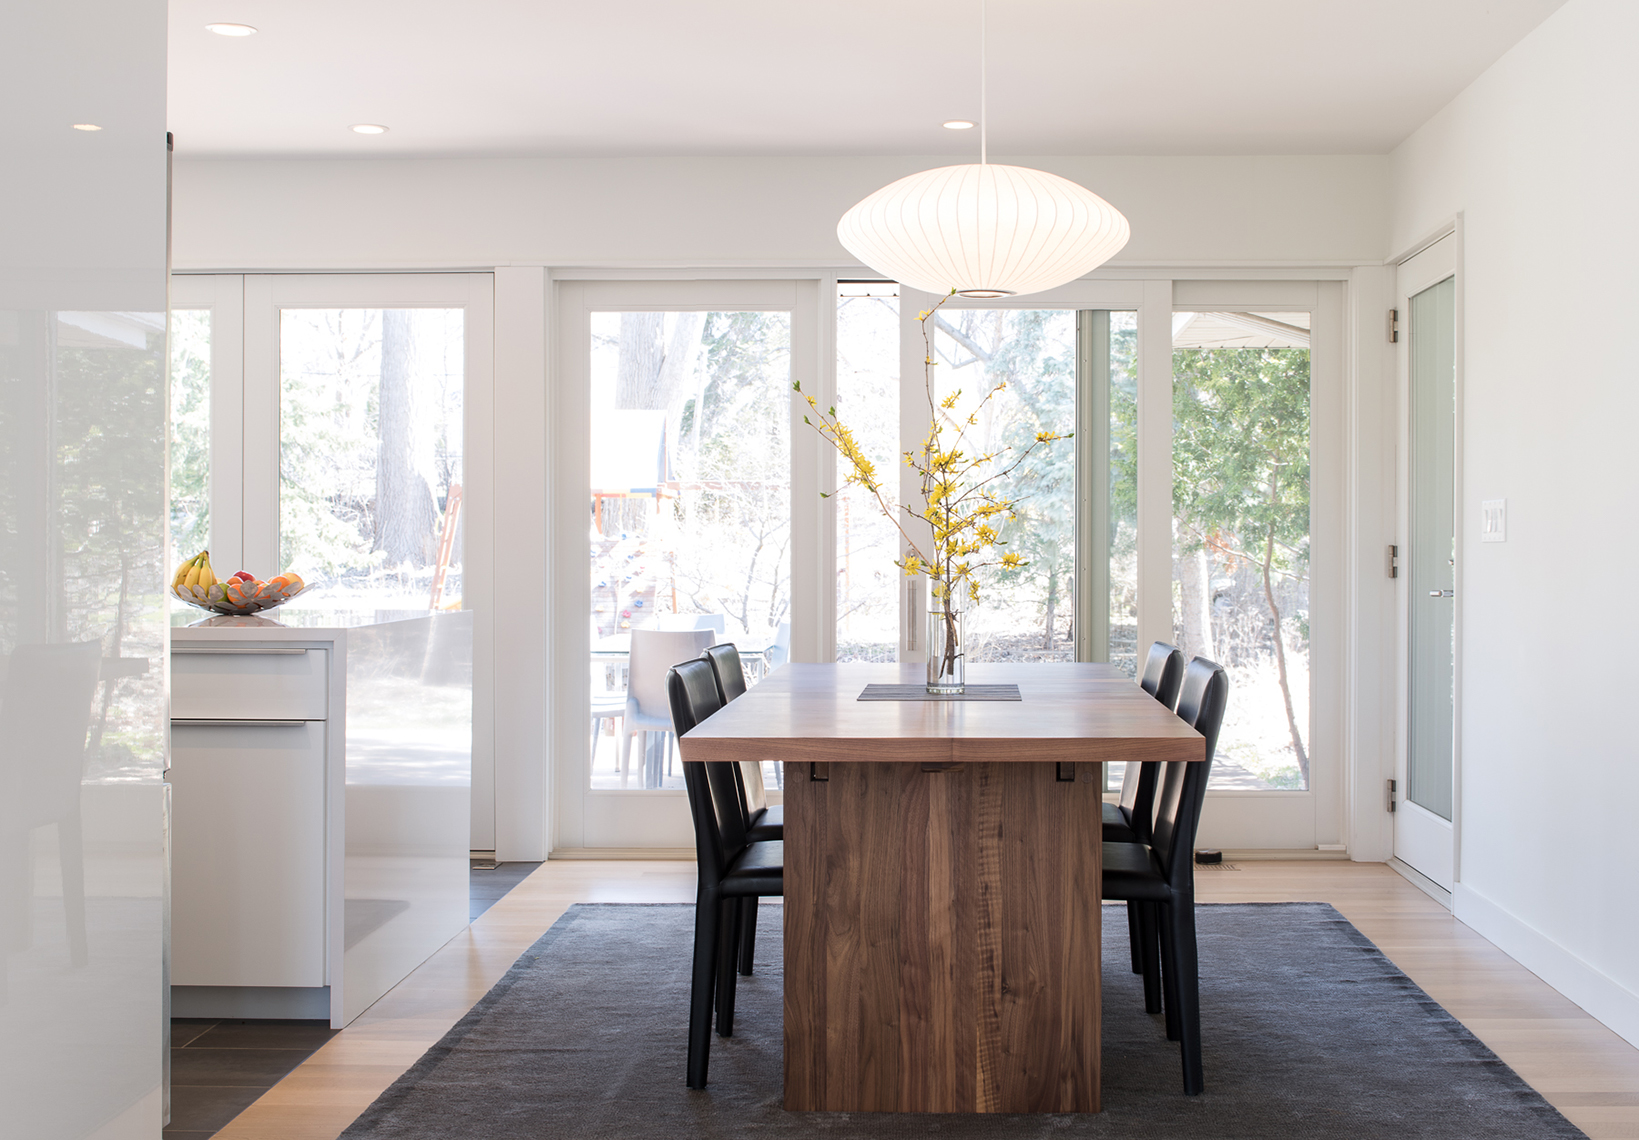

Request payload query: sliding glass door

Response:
[548,276,1341,855]
[587,309,793,791]
[553,280,819,851]
[1171,311,1312,792]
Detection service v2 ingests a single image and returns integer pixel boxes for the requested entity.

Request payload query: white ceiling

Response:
[167,0,1567,158]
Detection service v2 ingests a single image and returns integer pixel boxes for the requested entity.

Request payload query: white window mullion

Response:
[789,278,832,664]
[1135,278,1175,658]
[898,287,938,661]
[240,275,281,574]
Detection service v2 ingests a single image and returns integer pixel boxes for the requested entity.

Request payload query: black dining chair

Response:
[1101,655,1228,1096]
[701,643,782,837]
[702,643,782,978]
[1106,641,1186,975]
[1103,641,1186,845]
[668,659,784,1091]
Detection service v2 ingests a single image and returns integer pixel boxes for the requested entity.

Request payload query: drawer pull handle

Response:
[172,718,316,727]
[173,647,310,655]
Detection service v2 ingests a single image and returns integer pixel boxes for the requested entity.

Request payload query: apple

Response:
[232,571,255,583]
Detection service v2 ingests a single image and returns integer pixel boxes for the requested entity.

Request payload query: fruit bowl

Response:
[171,577,306,616]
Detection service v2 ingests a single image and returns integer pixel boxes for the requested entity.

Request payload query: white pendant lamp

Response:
[836,1,1130,299]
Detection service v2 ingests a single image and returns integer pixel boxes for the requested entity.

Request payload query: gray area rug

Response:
[340,902,1584,1139]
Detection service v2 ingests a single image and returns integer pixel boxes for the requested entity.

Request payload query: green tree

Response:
[1173,345,1310,782]
[169,311,212,568]
[966,310,1076,648]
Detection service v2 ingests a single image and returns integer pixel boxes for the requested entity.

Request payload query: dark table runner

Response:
[857,683,1021,702]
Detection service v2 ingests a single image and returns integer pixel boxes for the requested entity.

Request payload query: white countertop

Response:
[171,607,455,637]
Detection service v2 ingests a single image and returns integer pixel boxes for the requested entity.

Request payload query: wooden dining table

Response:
[677,661,1205,1115]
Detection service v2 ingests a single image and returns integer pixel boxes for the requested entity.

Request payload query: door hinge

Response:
[1387,779,1397,813]
[1388,308,1400,343]
[1387,544,1399,579]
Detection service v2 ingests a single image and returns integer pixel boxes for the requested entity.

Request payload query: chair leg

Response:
[686,888,721,1089]
[645,734,662,789]
[59,811,87,967]
[618,728,633,789]
[1166,897,1203,1095]
[1159,901,1182,1043]
[715,897,740,1037]
[737,897,757,976]
[1138,901,1163,1015]
[1127,900,1143,974]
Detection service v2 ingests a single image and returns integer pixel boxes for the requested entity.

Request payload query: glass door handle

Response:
[1428,590,1454,597]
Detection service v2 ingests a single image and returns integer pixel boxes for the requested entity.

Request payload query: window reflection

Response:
[0,307,167,1134]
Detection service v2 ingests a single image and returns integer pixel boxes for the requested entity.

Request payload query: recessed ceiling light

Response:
[943,120,975,130]
[72,123,103,132]
[350,124,389,135]
[205,23,257,36]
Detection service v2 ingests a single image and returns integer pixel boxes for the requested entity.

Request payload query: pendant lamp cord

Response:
[979,0,987,164]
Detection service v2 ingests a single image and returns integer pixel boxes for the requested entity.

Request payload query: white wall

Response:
[1391,0,1639,1045]
[172,154,1387,271]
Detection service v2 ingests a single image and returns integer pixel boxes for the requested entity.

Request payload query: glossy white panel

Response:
[0,1,169,1135]
[342,612,471,1025]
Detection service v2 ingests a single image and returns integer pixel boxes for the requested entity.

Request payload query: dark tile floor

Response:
[166,861,544,1139]
[470,860,543,921]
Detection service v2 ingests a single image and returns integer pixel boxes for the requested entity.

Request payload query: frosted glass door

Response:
[1407,276,1456,821]
[1396,230,1458,892]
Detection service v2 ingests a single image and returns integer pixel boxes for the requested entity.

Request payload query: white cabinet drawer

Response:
[172,647,328,721]
[170,720,328,987]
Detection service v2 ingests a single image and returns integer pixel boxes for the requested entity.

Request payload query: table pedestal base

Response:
[783,760,1103,1113]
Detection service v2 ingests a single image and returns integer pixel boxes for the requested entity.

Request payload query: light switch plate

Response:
[1481,499,1506,542]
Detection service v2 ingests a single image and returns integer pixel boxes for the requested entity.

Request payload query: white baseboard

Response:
[549,846,695,861]
[1454,882,1639,1050]
[1220,848,1351,861]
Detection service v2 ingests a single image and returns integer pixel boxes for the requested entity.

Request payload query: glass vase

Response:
[926,603,966,695]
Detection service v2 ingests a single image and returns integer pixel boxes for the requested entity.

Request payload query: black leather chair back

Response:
[1120,643,1187,826]
[703,643,747,703]
[668,660,747,882]
[1139,640,1187,710]
[1149,657,1228,886]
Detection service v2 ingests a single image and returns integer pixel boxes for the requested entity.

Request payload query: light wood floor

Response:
[212,859,1639,1139]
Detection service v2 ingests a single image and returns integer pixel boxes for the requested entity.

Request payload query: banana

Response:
[184,560,202,589]
[199,552,217,589]
[172,552,201,588]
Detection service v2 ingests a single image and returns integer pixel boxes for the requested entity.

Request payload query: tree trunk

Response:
[1262,529,1309,785]
[611,312,704,535]
[1042,564,1058,649]
[1177,542,1215,663]
[376,310,439,567]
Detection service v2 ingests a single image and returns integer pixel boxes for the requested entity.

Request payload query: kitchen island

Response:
[169,609,471,1028]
